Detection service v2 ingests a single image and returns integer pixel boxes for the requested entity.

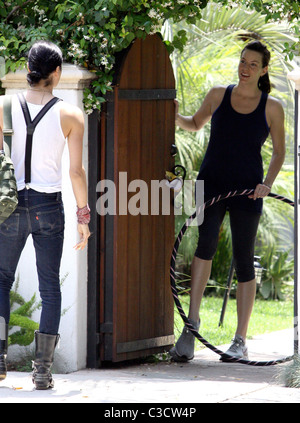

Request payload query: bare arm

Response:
[250,97,285,200]
[64,106,88,207]
[175,87,226,131]
[263,99,286,187]
[61,104,90,250]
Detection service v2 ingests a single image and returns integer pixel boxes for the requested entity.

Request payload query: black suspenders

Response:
[17,93,61,187]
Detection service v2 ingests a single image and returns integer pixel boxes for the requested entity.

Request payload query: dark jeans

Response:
[0,189,64,335]
[195,201,261,282]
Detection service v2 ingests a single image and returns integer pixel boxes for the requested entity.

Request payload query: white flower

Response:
[101,38,108,48]
[148,9,157,19]
[100,57,109,66]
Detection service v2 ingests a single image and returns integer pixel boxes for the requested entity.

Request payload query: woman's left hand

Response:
[248,183,271,200]
[74,224,91,251]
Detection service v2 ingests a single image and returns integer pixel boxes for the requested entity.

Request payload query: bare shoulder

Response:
[205,85,227,114]
[266,95,284,117]
[192,85,227,129]
[59,101,84,138]
[207,85,226,101]
[265,95,284,131]
[59,101,84,124]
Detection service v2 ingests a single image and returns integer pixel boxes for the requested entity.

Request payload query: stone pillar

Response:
[1,63,96,372]
[288,67,300,354]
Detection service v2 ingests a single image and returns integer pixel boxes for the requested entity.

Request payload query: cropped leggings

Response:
[195,201,261,282]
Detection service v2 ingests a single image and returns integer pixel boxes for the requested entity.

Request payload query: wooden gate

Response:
[88,34,176,364]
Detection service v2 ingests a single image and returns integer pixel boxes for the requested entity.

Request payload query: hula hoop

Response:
[170,188,295,366]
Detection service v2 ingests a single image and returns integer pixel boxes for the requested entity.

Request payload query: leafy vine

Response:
[0,0,298,113]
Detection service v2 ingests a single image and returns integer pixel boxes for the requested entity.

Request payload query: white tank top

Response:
[11,93,67,193]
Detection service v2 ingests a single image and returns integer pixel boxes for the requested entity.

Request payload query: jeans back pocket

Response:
[35,206,64,236]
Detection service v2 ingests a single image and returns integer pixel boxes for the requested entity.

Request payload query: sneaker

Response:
[221,334,248,361]
[169,319,200,362]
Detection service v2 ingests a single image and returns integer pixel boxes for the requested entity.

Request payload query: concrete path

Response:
[0,329,299,404]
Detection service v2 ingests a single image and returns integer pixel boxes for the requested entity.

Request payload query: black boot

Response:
[0,323,8,381]
[32,331,60,390]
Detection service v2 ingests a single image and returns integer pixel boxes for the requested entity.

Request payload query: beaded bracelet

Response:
[77,204,91,225]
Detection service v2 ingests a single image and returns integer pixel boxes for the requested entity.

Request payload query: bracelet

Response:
[77,204,90,225]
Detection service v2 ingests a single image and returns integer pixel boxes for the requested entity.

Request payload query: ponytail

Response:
[258,73,271,94]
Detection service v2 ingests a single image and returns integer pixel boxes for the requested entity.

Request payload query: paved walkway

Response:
[0,329,299,404]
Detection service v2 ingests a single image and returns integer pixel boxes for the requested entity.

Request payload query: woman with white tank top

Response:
[0,41,90,390]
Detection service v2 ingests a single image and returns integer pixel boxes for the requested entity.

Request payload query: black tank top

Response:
[197,84,269,213]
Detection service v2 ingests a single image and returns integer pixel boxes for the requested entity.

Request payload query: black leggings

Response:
[194,202,261,282]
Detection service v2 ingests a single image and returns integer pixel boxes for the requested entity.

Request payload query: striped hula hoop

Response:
[170,188,295,366]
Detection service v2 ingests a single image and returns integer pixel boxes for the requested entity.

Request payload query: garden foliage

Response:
[9,277,40,347]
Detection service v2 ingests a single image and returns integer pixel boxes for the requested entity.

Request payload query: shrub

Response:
[9,276,40,347]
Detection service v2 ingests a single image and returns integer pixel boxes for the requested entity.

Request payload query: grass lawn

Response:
[174,294,294,352]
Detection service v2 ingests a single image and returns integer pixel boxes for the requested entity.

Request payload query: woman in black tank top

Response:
[197,83,269,213]
[170,41,286,362]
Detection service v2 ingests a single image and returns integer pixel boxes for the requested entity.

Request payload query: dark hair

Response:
[241,41,271,93]
[27,41,63,87]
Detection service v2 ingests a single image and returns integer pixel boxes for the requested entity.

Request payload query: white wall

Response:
[288,67,300,354]
[1,64,95,372]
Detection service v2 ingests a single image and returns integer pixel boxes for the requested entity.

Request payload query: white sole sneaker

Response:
[221,334,248,361]
[169,320,200,362]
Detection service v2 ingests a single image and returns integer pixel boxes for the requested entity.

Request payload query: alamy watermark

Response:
[96,172,205,226]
